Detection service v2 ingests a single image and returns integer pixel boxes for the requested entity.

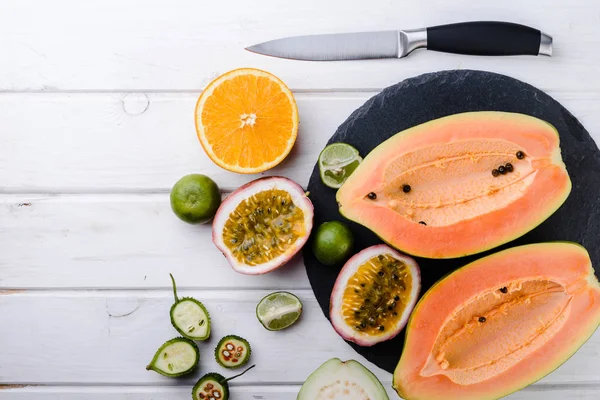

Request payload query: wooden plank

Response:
[0,291,599,386]
[2,384,600,399]
[0,194,310,289]
[0,93,365,191]
[2,0,600,92]
[0,92,598,192]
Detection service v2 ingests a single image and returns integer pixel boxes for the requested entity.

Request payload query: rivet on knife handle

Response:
[407,21,552,57]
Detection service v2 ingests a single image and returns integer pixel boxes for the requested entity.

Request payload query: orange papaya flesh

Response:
[393,242,600,400]
[336,112,571,258]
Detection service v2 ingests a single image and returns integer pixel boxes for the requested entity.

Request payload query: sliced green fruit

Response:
[318,143,362,189]
[215,335,251,369]
[192,365,255,400]
[146,337,199,377]
[312,221,354,266]
[297,358,389,400]
[169,274,211,340]
[170,174,221,224]
[256,291,303,331]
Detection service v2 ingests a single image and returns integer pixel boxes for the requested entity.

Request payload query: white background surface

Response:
[1,0,599,398]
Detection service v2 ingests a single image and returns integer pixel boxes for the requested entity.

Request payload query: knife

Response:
[246,21,552,61]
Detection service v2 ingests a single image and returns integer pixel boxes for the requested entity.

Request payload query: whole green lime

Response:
[170,174,221,224]
[312,221,355,266]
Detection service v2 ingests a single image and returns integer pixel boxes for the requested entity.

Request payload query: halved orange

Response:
[195,68,299,174]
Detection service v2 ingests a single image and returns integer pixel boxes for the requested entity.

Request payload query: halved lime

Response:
[256,291,303,331]
[318,143,362,189]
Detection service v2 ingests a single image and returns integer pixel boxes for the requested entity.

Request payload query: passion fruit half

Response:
[213,177,314,275]
[330,244,421,346]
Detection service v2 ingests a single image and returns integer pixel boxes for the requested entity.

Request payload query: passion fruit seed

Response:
[497,165,506,174]
[479,316,487,323]
[342,254,412,335]
[223,190,304,266]
[402,184,411,193]
[492,169,500,177]
[500,287,508,293]
[505,163,514,172]
[368,192,377,200]
[516,150,525,159]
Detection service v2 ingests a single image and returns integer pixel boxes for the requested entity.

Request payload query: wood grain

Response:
[0,291,598,386]
[1,0,600,92]
[2,385,600,400]
[0,194,310,289]
[2,0,600,397]
[0,92,598,192]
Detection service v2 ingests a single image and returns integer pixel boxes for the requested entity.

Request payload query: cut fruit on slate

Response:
[297,358,389,400]
[169,274,211,340]
[146,337,199,377]
[215,335,251,369]
[212,176,314,275]
[256,291,303,331]
[330,244,420,347]
[195,68,299,174]
[337,112,572,259]
[319,143,363,189]
[192,365,255,400]
[393,242,600,400]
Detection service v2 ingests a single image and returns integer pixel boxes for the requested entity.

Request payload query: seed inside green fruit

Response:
[312,221,354,266]
[256,291,303,331]
[146,337,199,377]
[170,174,221,224]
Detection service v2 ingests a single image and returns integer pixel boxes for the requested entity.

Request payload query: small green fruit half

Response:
[146,337,199,377]
[297,358,389,399]
[215,335,251,369]
[169,274,211,340]
[256,291,302,331]
[192,365,256,400]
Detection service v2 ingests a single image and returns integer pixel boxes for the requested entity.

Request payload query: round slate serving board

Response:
[303,70,600,374]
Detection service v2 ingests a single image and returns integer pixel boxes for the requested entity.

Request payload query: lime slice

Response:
[318,143,362,189]
[256,291,303,331]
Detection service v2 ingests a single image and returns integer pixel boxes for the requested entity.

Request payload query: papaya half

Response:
[337,112,571,258]
[393,242,600,400]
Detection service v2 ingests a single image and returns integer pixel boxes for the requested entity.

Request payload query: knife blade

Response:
[246,21,552,61]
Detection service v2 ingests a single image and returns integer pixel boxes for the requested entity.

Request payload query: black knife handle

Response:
[426,21,548,56]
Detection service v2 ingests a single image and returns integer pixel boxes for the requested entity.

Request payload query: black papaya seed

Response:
[500,287,508,293]
[402,184,411,193]
[419,221,427,225]
[479,316,487,323]
[497,165,506,174]
[367,192,377,200]
[505,163,514,172]
[516,151,525,159]
[492,169,500,177]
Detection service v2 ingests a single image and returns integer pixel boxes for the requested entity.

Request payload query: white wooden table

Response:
[1,1,599,399]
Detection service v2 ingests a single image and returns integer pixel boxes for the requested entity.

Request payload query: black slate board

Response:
[303,70,600,374]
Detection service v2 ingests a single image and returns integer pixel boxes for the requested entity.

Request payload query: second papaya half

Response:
[337,112,571,259]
